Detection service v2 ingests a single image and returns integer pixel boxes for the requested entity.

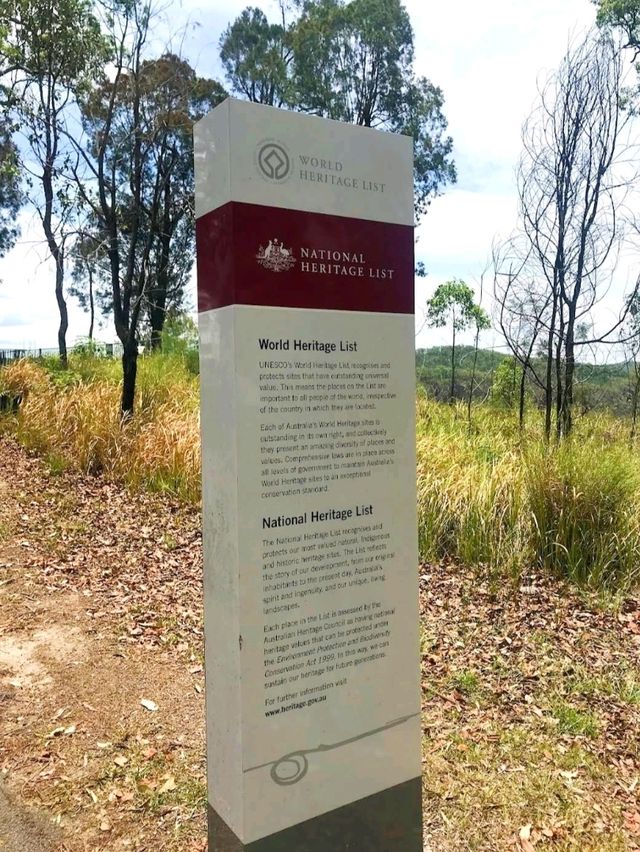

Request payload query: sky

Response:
[0,0,613,351]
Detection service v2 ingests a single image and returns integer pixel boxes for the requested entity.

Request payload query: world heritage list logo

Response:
[256,140,292,182]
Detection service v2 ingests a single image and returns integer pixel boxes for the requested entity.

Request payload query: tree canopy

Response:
[220,7,291,107]
[76,51,226,349]
[220,0,456,219]
[595,0,640,48]
[0,120,21,258]
[2,0,108,364]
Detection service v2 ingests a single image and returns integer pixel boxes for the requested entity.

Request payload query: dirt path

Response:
[0,782,60,852]
[0,438,207,851]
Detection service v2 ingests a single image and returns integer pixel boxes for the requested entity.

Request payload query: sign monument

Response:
[195,99,422,851]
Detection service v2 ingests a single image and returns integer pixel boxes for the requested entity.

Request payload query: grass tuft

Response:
[417,398,640,590]
[2,354,200,502]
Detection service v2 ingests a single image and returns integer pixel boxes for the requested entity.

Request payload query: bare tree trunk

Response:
[555,303,564,441]
[467,325,480,429]
[148,257,168,350]
[84,264,94,340]
[450,317,456,405]
[43,166,68,368]
[544,295,557,442]
[148,296,166,350]
[519,363,527,430]
[149,181,173,350]
[55,260,68,367]
[561,304,577,437]
[121,337,138,420]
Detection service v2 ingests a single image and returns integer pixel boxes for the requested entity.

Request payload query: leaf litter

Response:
[0,436,639,850]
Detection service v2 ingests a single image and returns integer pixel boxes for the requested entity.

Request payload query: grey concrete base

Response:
[208,777,423,851]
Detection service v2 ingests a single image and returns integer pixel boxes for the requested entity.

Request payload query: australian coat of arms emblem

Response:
[256,239,296,272]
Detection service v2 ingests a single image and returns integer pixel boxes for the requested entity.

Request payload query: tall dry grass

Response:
[0,354,201,502]
[417,395,640,590]
[3,355,640,589]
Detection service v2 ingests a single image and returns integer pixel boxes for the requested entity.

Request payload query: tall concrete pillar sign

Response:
[195,99,422,851]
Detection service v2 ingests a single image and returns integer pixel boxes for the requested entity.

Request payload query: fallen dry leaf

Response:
[158,775,177,794]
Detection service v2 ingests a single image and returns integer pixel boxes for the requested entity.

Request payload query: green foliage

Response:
[72,338,107,358]
[552,703,599,738]
[491,358,518,409]
[77,51,226,346]
[37,345,120,385]
[160,314,199,375]
[0,118,21,257]
[161,314,196,348]
[292,0,413,124]
[417,344,637,413]
[527,441,640,587]
[219,7,290,106]
[595,0,640,47]
[425,280,490,402]
[2,0,107,85]
[220,0,455,219]
[426,280,490,333]
[450,669,480,696]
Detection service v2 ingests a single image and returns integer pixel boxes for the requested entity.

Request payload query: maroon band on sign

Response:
[196,202,415,315]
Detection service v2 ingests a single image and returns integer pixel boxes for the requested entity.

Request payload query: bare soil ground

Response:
[0,437,207,851]
[0,435,639,850]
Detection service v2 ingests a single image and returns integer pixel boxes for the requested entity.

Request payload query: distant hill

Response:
[416,346,636,415]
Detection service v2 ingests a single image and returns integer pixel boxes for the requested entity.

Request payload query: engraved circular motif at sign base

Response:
[257,142,291,182]
[270,752,309,785]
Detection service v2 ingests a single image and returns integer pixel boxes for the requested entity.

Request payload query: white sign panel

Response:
[195,99,422,851]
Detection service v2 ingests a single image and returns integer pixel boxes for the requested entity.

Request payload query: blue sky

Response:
[0,0,607,350]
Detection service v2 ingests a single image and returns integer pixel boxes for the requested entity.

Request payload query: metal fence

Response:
[0,343,123,365]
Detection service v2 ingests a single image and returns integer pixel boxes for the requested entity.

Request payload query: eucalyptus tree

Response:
[136,54,226,348]
[71,1,225,416]
[425,279,490,404]
[2,0,106,366]
[74,50,225,354]
[219,0,455,220]
[220,7,291,106]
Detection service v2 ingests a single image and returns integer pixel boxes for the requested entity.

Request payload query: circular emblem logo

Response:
[256,141,291,182]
